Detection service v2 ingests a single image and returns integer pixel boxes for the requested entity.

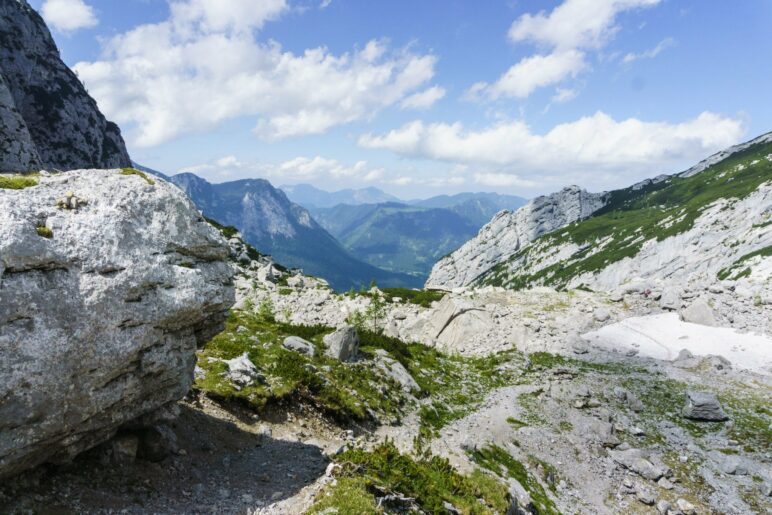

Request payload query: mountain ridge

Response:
[169,173,421,291]
[428,133,772,294]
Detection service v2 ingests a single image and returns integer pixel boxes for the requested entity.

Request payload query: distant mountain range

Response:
[133,172,526,286]
[165,173,421,291]
[306,192,527,277]
[281,183,400,208]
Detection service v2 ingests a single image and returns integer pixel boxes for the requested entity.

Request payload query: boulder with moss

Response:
[0,169,235,478]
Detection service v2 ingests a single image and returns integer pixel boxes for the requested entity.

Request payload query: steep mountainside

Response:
[430,133,772,293]
[311,202,480,277]
[281,183,399,208]
[427,186,607,288]
[170,173,420,290]
[0,0,130,172]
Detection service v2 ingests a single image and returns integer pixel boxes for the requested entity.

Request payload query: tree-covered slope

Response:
[312,202,484,277]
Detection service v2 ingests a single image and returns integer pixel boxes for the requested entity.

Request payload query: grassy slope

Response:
[479,139,772,290]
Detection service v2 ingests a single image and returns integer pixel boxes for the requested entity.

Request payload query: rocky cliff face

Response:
[442,134,772,296]
[0,0,131,172]
[0,169,234,478]
[426,186,607,289]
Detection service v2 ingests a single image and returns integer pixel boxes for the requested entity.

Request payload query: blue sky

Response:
[32,0,772,197]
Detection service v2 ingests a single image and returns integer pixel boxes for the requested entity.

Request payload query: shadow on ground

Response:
[0,404,329,514]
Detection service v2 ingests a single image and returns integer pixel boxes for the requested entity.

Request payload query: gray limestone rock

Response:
[323,326,359,362]
[0,169,234,478]
[679,297,718,326]
[681,391,728,421]
[427,186,607,289]
[283,336,316,357]
[0,1,131,172]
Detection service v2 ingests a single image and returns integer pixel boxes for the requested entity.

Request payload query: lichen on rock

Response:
[0,169,235,478]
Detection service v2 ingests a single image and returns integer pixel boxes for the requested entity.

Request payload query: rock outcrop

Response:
[0,169,234,478]
[426,186,607,289]
[0,0,131,172]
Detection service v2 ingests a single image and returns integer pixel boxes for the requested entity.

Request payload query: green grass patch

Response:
[310,441,509,514]
[195,311,409,422]
[469,445,559,515]
[717,245,772,280]
[380,287,447,307]
[0,175,38,190]
[120,167,155,185]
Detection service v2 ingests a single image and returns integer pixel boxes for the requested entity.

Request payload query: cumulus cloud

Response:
[473,173,538,188]
[73,0,437,146]
[182,155,385,184]
[472,0,661,100]
[622,37,675,63]
[478,50,587,100]
[41,0,98,32]
[400,86,446,110]
[359,111,744,188]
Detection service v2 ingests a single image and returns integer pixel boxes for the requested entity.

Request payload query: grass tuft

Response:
[0,175,38,190]
[120,167,155,185]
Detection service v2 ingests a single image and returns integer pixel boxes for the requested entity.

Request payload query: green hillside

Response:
[479,138,772,290]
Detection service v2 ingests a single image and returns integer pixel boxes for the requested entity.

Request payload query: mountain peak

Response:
[0,0,130,172]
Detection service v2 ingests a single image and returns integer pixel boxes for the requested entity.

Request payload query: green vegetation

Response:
[195,310,411,422]
[717,245,772,280]
[195,308,523,431]
[205,217,239,239]
[310,441,509,514]
[381,287,447,307]
[469,444,559,515]
[0,175,38,190]
[35,225,53,238]
[480,140,772,290]
[120,167,155,185]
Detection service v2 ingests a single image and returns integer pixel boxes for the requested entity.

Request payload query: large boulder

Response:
[681,391,728,421]
[679,297,718,326]
[323,326,359,362]
[0,169,235,478]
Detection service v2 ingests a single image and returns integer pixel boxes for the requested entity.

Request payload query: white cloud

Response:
[473,173,538,188]
[73,1,437,146]
[400,86,446,110]
[483,50,587,99]
[41,0,98,32]
[472,0,661,100]
[359,111,744,189]
[622,37,675,63]
[182,155,385,184]
[508,0,660,50]
[552,87,578,103]
[319,0,332,9]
